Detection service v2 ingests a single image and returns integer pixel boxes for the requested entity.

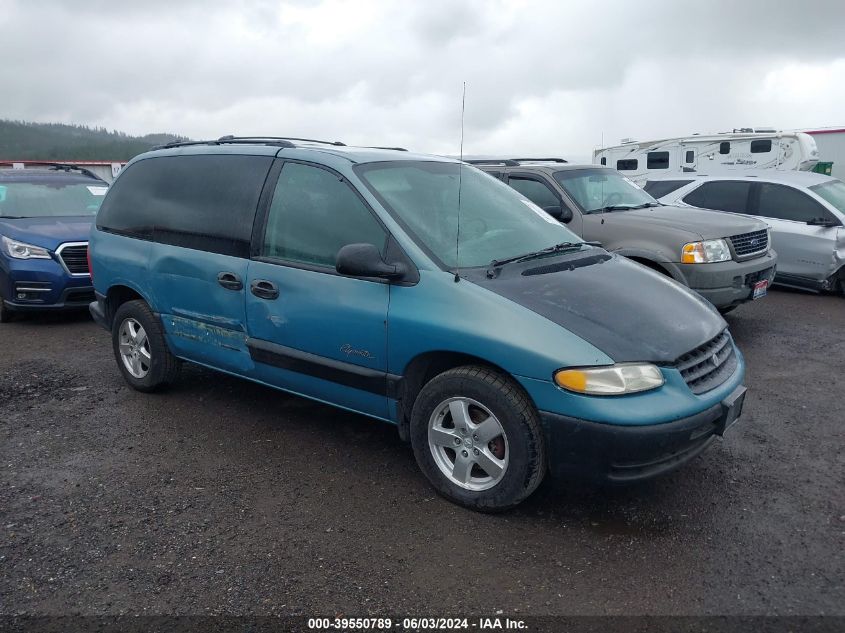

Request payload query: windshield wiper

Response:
[487,241,600,277]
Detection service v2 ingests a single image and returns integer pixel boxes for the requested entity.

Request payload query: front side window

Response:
[683,181,751,214]
[809,180,845,216]
[355,161,580,269]
[756,183,830,222]
[0,179,106,218]
[507,177,560,211]
[647,151,670,169]
[263,162,387,267]
[553,169,656,214]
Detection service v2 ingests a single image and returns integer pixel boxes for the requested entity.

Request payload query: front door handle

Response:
[217,272,243,291]
[250,279,279,300]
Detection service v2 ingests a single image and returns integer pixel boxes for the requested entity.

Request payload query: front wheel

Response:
[410,366,546,511]
[111,300,180,392]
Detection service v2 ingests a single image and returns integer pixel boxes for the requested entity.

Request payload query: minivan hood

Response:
[603,205,766,240]
[465,248,725,364]
[0,216,93,251]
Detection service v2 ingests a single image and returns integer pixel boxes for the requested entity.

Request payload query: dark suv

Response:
[473,159,777,312]
[0,163,107,322]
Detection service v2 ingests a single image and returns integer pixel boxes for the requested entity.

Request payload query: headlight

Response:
[681,238,731,263]
[554,363,665,395]
[1,236,51,260]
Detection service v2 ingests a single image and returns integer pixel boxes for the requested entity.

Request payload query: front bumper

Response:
[1,257,94,312]
[678,251,777,309]
[540,385,746,484]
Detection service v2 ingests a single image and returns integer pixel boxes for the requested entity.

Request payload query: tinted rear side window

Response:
[643,180,693,199]
[683,181,751,213]
[616,159,638,171]
[97,154,273,257]
[647,151,669,169]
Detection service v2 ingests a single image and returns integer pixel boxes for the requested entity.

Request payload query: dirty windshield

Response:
[355,161,581,268]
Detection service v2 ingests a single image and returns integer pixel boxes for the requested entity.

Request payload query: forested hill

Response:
[0,120,189,161]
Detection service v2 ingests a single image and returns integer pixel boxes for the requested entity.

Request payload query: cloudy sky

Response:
[2,0,845,160]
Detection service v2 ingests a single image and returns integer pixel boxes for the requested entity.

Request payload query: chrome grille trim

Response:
[56,242,89,276]
[729,228,768,258]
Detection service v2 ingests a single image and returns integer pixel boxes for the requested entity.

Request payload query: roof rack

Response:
[156,135,348,150]
[464,157,568,167]
[0,161,100,180]
[366,146,408,152]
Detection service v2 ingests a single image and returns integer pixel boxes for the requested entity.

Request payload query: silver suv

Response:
[473,160,777,312]
[645,170,845,295]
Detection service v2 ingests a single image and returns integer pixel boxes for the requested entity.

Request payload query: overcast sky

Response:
[3,0,845,160]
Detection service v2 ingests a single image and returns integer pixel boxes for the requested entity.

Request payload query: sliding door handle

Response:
[217,272,243,291]
[250,279,279,300]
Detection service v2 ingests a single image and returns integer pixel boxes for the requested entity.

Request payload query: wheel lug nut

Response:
[473,448,480,455]
[454,438,461,446]
[472,434,479,441]
[461,450,468,458]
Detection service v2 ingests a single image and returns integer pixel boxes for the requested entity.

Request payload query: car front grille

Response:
[57,243,89,275]
[674,330,738,395]
[729,229,768,258]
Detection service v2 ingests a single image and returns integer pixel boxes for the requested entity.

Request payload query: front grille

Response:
[675,330,738,395]
[57,243,89,275]
[729,229,768,258]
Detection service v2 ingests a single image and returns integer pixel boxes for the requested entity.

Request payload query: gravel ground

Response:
[0,289,843,617]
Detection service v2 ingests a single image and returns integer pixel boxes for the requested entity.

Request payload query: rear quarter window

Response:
[683,181,752,213]
[97,154,273,257]
[643,180,693,199]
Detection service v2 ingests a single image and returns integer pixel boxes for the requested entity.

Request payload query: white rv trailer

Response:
[593,130,819,185]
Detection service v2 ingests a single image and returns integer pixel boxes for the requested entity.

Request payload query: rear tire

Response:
[112,300,180,392]
[410,365,546,512]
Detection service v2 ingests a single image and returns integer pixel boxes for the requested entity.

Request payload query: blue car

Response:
[0,163,107,322]
[89,137,747,511]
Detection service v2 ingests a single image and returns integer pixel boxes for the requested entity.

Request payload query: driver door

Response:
[505,173,583,235]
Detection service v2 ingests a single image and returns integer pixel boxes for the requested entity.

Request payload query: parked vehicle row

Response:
[471,159,776,312]
[646,170,845,294]
[1,138,841,511]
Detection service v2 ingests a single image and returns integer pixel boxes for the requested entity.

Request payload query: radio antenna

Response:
[454,81,466,283]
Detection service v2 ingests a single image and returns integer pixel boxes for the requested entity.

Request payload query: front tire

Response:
[112,300,180,392]
[410,365,546,511]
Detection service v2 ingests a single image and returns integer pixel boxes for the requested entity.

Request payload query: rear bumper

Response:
[540,386,746,484]
[679,251,777,308]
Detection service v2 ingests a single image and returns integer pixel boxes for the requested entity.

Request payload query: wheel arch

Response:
[104,284,150,327]
[394,350,533,442]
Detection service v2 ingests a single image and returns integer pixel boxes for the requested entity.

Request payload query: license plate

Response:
[717,386,747,436]
[752,279,768,300]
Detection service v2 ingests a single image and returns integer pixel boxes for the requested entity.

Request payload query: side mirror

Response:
[544,205,573,223]
[806,217,839,227]
[336,243,406,280]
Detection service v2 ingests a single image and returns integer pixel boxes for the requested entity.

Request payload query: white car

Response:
[645,170,845,295]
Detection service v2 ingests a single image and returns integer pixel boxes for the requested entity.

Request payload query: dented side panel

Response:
[149,242,252,373]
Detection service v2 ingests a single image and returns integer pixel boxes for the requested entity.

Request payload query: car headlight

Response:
[681,238,731,263]
[554,363,665,395]
[1,235,52,260]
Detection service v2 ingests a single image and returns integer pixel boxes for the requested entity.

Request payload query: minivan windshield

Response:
[553,168,658,213]
[809,179,845,215]
[0,180,107,218]
[355,161,582,268]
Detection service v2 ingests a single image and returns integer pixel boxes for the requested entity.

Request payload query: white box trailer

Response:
[593,130,819,185]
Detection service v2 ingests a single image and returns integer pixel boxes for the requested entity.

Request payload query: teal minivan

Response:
[89,137,747,511]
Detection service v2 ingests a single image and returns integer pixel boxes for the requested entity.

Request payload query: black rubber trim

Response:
[246,337,401,396]
[89,295,109,331]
